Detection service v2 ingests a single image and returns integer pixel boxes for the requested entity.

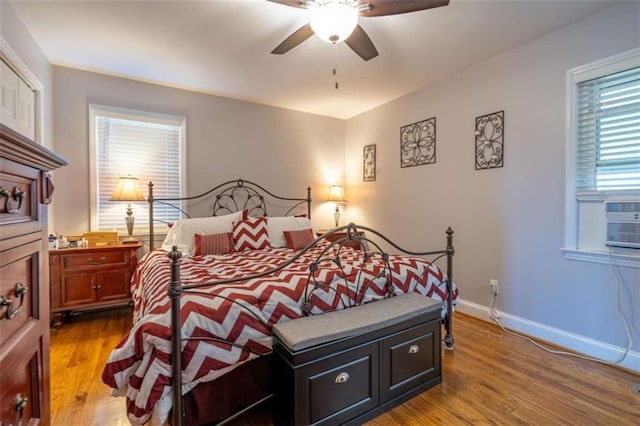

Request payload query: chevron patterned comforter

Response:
[102,242,458,425]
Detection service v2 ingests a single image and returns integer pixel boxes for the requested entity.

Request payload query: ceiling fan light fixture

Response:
[309,1,359,44]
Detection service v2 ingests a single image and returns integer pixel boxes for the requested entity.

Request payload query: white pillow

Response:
[161,211,244,255]
[267,216,314,248]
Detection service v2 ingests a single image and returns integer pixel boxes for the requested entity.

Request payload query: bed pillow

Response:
[233,217,271,251]
[267,216,314,248]
[193,232,234,256]
[283,229,315,250]
[161,210,244,255]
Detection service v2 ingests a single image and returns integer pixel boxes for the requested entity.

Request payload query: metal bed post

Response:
[148,181,155,251]
[169,247,183,426]
[444,227,455,350]
[306,186,311,218]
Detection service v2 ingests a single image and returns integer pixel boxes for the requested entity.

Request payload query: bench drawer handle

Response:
[87,256,107,265]
[335,372,349,384]
[409,344,419,354]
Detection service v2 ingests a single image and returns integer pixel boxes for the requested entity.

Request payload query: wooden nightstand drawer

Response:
[58,249,129,270]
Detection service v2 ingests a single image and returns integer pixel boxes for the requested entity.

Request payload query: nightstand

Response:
[49,242,142,326]
[316,229,366,250]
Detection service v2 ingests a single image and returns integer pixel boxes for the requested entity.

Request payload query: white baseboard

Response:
[456,299,640,373]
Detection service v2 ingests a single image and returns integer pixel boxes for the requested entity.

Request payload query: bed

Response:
[102,179,458,425]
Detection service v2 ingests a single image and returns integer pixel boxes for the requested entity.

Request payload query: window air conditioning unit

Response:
[605,201,640,249]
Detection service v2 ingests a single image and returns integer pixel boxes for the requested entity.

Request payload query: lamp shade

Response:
[328,184,347,203]
[110,176,145,202]
[309,1,358,44]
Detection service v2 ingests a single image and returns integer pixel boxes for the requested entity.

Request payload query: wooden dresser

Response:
[0,124,67,425]
[49,242,141,326]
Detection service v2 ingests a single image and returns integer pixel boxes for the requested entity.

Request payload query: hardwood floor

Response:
[49,309,640,425]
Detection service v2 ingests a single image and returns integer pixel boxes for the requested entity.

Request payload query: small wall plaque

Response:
[400,117,436,168]
[363,144,376,182]
[475,111,504,170]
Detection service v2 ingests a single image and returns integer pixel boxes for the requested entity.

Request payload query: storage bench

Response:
[272,293,442,426]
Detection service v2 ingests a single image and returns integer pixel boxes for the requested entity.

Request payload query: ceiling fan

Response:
[269,0,450,61]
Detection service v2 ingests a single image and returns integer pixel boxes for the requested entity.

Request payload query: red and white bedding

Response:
[102,242,458,425]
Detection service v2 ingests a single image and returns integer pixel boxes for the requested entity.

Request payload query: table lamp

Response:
[328,184,347,228]
[110,176,145,243]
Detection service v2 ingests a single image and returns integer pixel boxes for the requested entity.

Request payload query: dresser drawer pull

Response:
[15,393,28,421]
[0,186,25,214]
[87,256,107,265]
[335,372,350,384]
[409,344,420,354]
[0,283,28,320]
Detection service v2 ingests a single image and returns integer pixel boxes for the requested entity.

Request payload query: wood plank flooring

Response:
[49,309,640,425]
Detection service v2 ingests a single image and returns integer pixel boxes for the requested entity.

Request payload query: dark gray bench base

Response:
[272,293,443,426]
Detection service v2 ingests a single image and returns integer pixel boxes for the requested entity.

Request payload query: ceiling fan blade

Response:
[266,0,307,9]
[271,24,315,55]
[345,25,378,61]
[361,0,449,17]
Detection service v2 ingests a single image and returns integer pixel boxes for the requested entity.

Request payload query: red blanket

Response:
[102,243,458,425]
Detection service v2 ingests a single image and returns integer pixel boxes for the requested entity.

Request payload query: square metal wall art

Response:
[363,144,376,182]
[400,117,436,168]
[475,110,504,170]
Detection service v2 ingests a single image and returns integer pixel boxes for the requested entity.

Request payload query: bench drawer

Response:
[381,321,441,403]
[275,341,379,426]
[308,344,378,425]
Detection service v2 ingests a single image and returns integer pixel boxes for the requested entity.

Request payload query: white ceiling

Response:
[11,0,624,119]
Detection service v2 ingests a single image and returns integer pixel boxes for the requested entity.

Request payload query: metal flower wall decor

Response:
[400,117,436,168]
[363,144,376,182]
[475,111,504,170]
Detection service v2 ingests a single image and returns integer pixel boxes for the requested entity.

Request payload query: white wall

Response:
[51,66,345,236]
[344,3,640,366]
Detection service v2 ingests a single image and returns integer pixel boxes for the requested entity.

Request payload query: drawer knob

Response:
[15,393,28,419]
[409,344,420,354]
[87,256,107,265]
[0,283,28,320]
[335,372,350,384]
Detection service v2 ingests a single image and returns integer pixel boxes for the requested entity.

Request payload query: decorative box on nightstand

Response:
[316,228,366,250]
[49,242,142,326]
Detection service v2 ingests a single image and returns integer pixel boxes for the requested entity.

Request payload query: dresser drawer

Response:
[0,337,43,425]
[58,249,129,270]
[381,320,440,403]
[0,240,39,347]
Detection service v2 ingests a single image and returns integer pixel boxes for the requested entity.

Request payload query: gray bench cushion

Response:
[272,293,442,352]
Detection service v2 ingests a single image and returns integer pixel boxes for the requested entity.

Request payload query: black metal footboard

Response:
[166,224,455,426]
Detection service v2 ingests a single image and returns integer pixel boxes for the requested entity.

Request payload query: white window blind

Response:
[576,66,640,192]
[91,105,184,233]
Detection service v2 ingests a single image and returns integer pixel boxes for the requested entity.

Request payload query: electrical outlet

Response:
[489,279,499,295]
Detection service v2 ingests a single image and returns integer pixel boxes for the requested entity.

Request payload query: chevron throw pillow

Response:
[232,217,270,251]
[193,232,234,256]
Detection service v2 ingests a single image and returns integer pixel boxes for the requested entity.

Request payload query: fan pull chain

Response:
[333,42,339,90]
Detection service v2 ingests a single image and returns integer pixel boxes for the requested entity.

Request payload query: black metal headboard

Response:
[147,178,312,251]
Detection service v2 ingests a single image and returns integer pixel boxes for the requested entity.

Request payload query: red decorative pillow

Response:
[193,232,234,256]
[283,229,314,250]
[232,217,270,251]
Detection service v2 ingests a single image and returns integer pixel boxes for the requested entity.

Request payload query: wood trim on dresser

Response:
[1,122,67,426]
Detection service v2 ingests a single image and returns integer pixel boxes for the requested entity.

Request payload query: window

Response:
[564,48,640,267]
[576,66,640,193]
[89,105,186,235]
